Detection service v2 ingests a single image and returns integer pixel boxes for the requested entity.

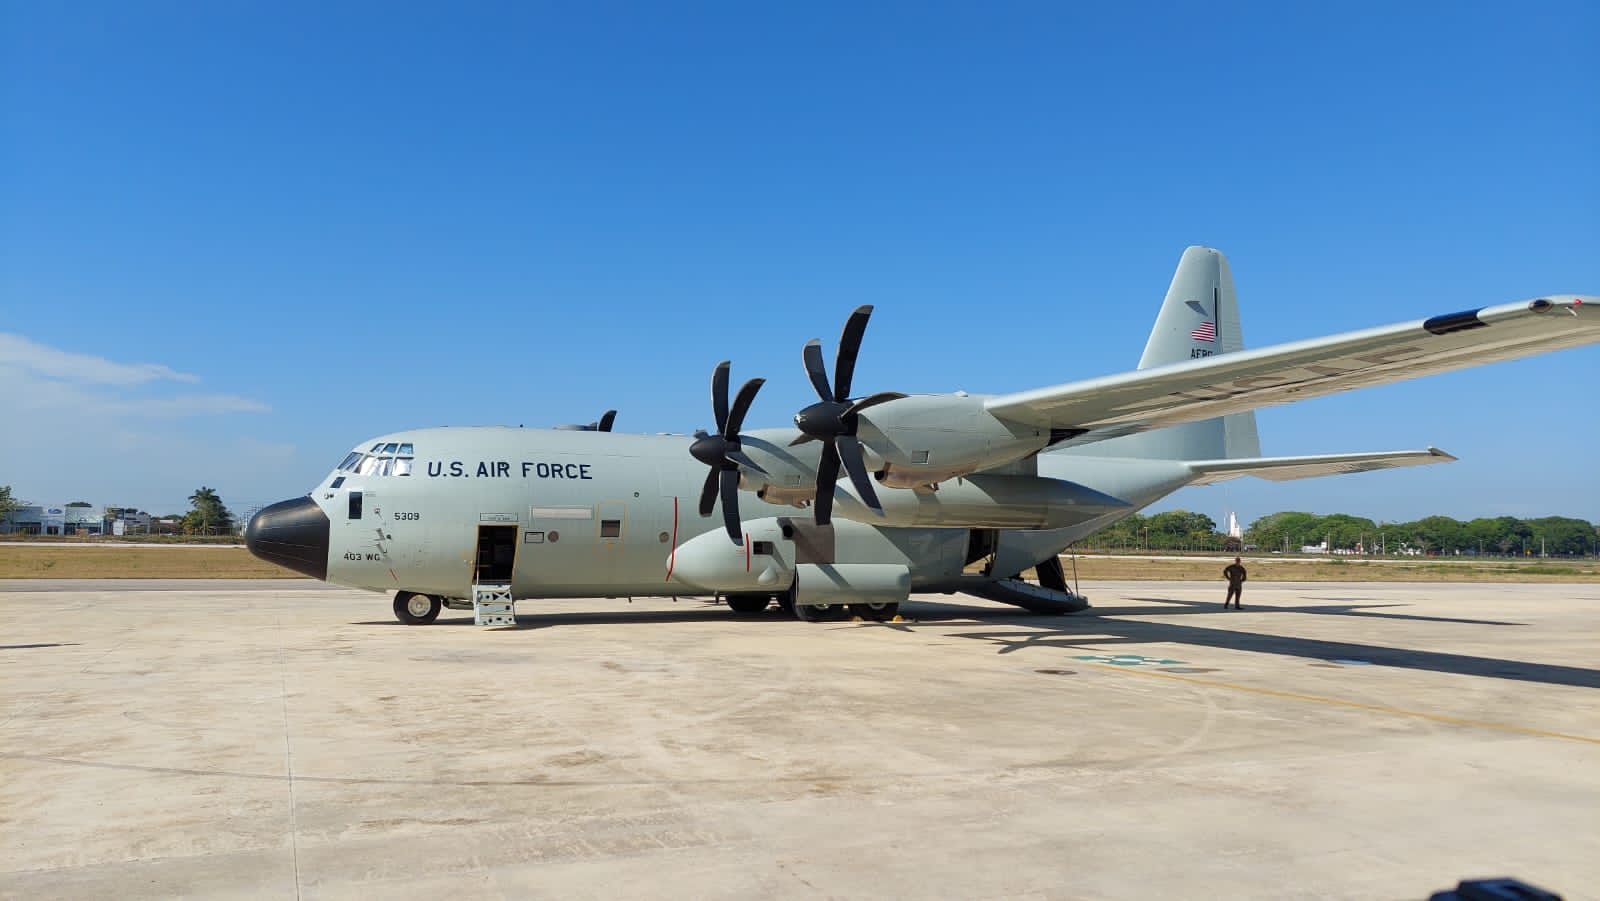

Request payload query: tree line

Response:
[1082,510,1599,557]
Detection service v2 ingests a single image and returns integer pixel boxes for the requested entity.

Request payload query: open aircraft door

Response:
[473,514,519,586]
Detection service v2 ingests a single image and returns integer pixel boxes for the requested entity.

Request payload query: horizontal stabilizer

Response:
[1185,447,1457,485]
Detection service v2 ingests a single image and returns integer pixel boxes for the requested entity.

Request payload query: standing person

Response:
[1223,556,1247,609]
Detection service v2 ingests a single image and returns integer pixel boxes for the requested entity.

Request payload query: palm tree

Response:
[188,486,225,536]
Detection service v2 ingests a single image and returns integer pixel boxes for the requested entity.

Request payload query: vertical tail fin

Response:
[1072,246,1260,460]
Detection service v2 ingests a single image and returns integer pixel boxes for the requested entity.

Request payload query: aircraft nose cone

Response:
[244,496,330,580]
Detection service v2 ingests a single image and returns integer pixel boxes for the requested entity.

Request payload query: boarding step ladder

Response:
[471,582,516,626]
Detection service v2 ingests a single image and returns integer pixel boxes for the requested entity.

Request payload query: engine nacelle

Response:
[855,394,1049,485]
[725,428,823,507]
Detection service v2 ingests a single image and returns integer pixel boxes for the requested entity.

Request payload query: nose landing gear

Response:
[393,591,442,625]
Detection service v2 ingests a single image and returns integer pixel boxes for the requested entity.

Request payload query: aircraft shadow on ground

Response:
[1113,596,1525,627]
[906,600,1596,690]
[354,597,1598,689]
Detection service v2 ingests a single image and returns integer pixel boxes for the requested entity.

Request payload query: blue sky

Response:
[2,1,1596,525]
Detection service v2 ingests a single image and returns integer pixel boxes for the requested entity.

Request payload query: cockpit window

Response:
[345,442,416,477]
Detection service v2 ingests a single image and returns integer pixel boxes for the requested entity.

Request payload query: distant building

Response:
[108,510,153,536]
[1,505,107,536]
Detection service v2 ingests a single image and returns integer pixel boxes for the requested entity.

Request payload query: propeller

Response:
[556,410,618,431]
[689,361,767,544]
[789,305,905,525]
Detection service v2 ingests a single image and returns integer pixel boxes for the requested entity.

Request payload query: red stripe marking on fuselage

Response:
[665,496,679,582]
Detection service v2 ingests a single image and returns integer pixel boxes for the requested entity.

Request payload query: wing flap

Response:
[987,297,1598,445]
[1186,447,1457,485]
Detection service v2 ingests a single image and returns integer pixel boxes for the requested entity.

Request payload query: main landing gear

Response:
[781,584,900,622]
[847,602,900,621]
[790,600,899,622]
[393,591,442,625]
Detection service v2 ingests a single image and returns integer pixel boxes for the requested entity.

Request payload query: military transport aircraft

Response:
[244,247,1599,625]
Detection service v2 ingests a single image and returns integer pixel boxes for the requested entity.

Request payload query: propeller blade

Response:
[788,433,819,447]
[814,441,841,526]
[597,410,617,432]
[833,305,873,401]
[725,377,765,437]
[711,360,731,433]
[835,434,883,514]
[725,449,769,476]
[697,467,719,518]
[801,340,833,402]
[845,391,906,418]
[719,468,743,544]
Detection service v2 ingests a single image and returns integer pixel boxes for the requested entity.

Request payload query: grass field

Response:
[0,545,300,579]
[1,542,1597,581]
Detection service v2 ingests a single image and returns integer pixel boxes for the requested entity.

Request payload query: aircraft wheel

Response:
[794,602,838,622]
[394,591,441,625]
[726,594,771,615]
[848,602,899,621]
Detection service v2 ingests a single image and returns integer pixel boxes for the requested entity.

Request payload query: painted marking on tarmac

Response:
[1072,654,1186,667]
[1085,665,1600,746]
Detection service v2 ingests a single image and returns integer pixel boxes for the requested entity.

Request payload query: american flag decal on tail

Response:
[1191,321,1216,342]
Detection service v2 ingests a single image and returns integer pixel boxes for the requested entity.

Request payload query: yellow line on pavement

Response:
[1095,665,1600,746]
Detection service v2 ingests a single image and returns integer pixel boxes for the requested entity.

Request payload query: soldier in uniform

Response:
[1223,556,1247,609]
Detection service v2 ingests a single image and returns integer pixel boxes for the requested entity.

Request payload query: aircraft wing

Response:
[1184,447,1456,485]
[987,296,1598,445]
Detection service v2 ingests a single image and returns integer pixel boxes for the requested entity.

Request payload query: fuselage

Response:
[245,425,1194,602]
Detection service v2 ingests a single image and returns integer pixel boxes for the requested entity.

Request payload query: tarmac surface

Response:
[2,580,1597,900]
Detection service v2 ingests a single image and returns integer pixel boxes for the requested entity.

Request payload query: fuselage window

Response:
[331,476,346,489]
[600,519,622,538]
[348,492,363,520]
